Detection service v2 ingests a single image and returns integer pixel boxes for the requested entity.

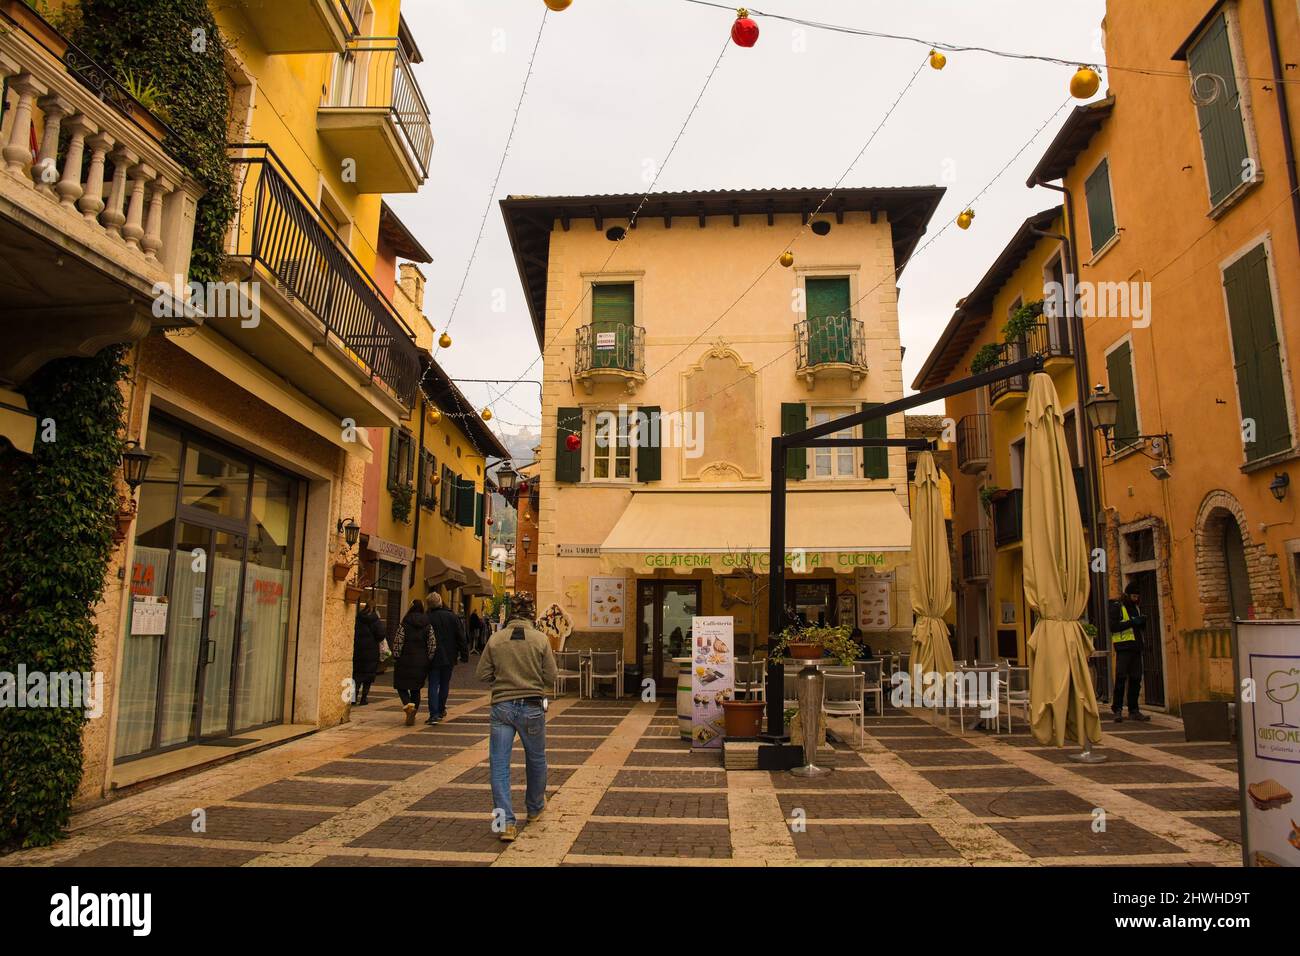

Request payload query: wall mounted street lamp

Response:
[337,517,361,549]
[495,461,519,495]
[1270,472,1290,502]
[113,441,153,546]
[521,533,532,554]
[1085,383,1173,463]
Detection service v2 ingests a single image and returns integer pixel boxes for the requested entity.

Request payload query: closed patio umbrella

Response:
[1022,373,1103,754]
[909,451,955,680]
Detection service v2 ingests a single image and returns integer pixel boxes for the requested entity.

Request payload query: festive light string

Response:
[679,0,1300,89]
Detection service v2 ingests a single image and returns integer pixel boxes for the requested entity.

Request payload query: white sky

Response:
[390,0,1108,430]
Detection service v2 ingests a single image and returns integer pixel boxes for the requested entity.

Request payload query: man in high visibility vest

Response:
[1108,579,1151,722]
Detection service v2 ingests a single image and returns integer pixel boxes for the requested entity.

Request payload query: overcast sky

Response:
[391,0,1107,433]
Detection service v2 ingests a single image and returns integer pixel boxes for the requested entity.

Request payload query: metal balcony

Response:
[574,323,645,394]
[993,489,1024,548]
[960,529,991,584]
[987,322,1072,408]
[231,0,362,54]
[795,315,868,388]
[955,414,991,474]
[227,145,421,420]
[318,38,433,193]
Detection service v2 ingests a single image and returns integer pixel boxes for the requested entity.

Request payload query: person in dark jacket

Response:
[1108,580,1151,723]
[352,603,386,705]
[469,610,486,654]
[425,593,468,724]
[392,600,436,726]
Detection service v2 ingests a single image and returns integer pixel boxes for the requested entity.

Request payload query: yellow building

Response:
[0,0,433,808]
[1021,0,1300,712]
[914,206,1088,666]
[503,187,944,690]
[359,265,509,636]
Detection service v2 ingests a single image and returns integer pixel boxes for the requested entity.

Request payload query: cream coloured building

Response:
[502,188,943,691]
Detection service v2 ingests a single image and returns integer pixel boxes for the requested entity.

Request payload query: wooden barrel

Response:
[673,657,692,740]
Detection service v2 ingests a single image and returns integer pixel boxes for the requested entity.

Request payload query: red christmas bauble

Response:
[565,434,581,452]
[731,14,759,48]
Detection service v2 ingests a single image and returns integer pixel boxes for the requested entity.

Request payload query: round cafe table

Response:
[673,657,693,740]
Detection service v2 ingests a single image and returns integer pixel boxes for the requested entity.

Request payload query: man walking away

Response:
[1108,580,1151,723]
[475,592,556,843]
[469,610,485,654]
[426,593,468,725]
[392,600,436,726]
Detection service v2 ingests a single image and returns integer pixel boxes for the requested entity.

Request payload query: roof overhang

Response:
[422,357,511,460]
[1025,97,1115,186]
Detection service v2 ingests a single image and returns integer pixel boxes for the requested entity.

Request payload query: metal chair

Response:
[1002,665,1030,733]
[948,665,1000,735]
[822,671,865,746]
[554,650,584,698]
[853,659,884,716]
[588,650,622,698]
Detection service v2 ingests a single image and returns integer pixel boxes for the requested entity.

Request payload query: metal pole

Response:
[765,437,788,739]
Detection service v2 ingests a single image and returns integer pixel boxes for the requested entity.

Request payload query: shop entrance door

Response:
[637,581,702,693]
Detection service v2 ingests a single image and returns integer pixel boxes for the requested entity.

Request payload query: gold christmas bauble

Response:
[429,407,442,424]
[438,331,452,349]
[956,208,975,230]
[544,0,572,11]
[1070,66,1101,99]
[481,408,493,422]
[779,251,795,268]
[929,49,946,70]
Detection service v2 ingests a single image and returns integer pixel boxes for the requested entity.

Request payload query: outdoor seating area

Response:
[553,648,625,699]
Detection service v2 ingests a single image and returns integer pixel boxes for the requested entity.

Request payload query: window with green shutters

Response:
[862,402,888,478]
[1188,13,1252,208]
[637,406,661,482]
[474,492,485,538]
[440,464,456,518]
[388,428,414,490]
[1105,340,1140,451]
[590,283,635,371]
[456,477,476,527]
[780,402,807,480]
[1084,159,1117,254]
[555,407,583,483]
[1224,244,1291,461]
[805,277,853,365]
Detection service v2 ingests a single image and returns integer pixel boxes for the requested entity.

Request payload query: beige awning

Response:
[0,388,36,455]
[599,489,911,575]
[424,555,466,589]
[462,568,493,596]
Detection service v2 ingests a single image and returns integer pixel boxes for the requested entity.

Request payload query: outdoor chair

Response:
[853,659,884,716]
[822,672,865,746]
[554,650,584,698]
[588,650,622,698]
[735,658,766,702]
[946,665,1001,735]
[1002,665,1031,733]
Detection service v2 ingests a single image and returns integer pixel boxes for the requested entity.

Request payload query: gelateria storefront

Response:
[115,417,301,760]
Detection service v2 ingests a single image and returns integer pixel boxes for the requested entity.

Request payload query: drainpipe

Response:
[1264,0,1300,252]
[409,395,426,592]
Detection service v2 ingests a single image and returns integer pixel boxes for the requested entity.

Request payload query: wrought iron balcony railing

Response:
[955,414,991,474]
[960,529,991,583]
[227,144,421,409]
[575,323,645,378]
[987,322,1071,404]
[993,489,1024,548]
[795,315,867,373]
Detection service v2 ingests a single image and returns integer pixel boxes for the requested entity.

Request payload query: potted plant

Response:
[979,483,1004,512]
[1002,299,1044,344]
[391,482,414,524]
[343,584,364,604]
[771,623,859,662]
[970,343,1003,375]
[720,694,764,738]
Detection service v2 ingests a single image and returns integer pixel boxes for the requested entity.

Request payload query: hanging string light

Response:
[544,0,572,10]
[1071,65,1102,99]
[731,7,759,47]
[956,208,975,230]
[928,49,946,70]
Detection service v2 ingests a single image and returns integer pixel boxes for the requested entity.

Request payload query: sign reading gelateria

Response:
[631,551,900,571]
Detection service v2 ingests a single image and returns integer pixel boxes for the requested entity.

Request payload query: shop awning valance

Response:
[462,568,493,596]
[424,555,466,588]
[598,490,912,575]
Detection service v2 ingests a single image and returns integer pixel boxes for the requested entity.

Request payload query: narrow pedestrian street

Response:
[3,679,1240,867]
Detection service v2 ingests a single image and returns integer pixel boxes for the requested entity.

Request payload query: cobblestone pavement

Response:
[2,672,1243,867]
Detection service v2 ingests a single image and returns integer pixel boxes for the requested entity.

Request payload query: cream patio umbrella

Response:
[909,451,955,680]
[1022,372,1104,758]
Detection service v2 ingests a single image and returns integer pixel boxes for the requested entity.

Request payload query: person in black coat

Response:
[352,603,386,705]
[469,610,485,654]
[1108,580,1150,722]
[392,600,436,726]
[425,593,468,724]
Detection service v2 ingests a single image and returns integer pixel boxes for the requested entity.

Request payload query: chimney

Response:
[399,263,426,312]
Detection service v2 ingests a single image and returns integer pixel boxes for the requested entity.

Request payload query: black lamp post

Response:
[337,517,361,549]
[121,441,152,491]
[496,461,520,496]
[1084,384,1120,440]
[1270,472,1290,501]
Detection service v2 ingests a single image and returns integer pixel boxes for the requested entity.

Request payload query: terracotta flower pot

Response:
[332,562,353,582]
[343,585,364,604]
[721,700,764,738]
[787,642,823,661]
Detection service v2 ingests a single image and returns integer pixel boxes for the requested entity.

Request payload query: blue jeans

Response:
[489,698,547,827]
[426,665,453,717]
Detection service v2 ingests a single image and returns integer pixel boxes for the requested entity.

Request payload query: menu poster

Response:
[857,569,892,631]
[588,576,625,630]
[690,616,735,750]
[131,596,168,636]
[1235,621,1300,867]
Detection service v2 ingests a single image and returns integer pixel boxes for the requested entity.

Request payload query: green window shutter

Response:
[475,492,485,537]
[556,407,582,483]
[1105,342,1140,448]
[780,402,807,480]
[387,428,400,490]
[637,406,661,482]
[456,477,476,527]
[1224,245,1291,460]
[862,402,888,478]
[1189,15,1251,207]
[1084,159,1116,253]
[806,277,851,319]
[591,284,635,372]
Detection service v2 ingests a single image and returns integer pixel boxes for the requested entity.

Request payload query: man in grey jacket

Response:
[475,593,557,842]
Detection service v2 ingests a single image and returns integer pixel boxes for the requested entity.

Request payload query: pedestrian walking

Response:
[475,592,556,843]
[1109,580,1151,723]
[469,610,485,654]
[392,599,436,726]
[425,593,468,724]
[352,601,386,706]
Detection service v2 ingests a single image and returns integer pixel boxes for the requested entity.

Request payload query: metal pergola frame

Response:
[763,355,1047,738]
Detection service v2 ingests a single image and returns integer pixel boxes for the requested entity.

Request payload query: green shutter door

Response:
[1084,159,1116,253]
[591,283,635,371]
[1189,15,1251,207]
[805,277,852,365]
[387,428,400,489]
[1224,245,1291,460]
[780,402,807,480]
[862,402,888,478]
[1105,342,1140,448]
[456,478,476,526]
[637,406,661,482]
[556,407,582,482]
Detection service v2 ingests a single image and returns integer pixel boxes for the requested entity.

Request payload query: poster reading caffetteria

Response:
[690,616,734,750]
[1235,621,1300,867]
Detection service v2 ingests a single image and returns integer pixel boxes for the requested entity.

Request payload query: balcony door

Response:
[328,1,375,107]
[590,282,636,371]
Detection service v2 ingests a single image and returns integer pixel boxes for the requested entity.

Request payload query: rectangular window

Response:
[418,450,437,509]
[388,428,414,491]
[590,283,636,373]
[1084,158,1117,254]
[1187,12,1252,208]
[805,277,853,365]
[440,464,456,519]
[1105,340,1140,450]
[809,407,858,478]
[591,409,633,481]
[1224,243,1291,460]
